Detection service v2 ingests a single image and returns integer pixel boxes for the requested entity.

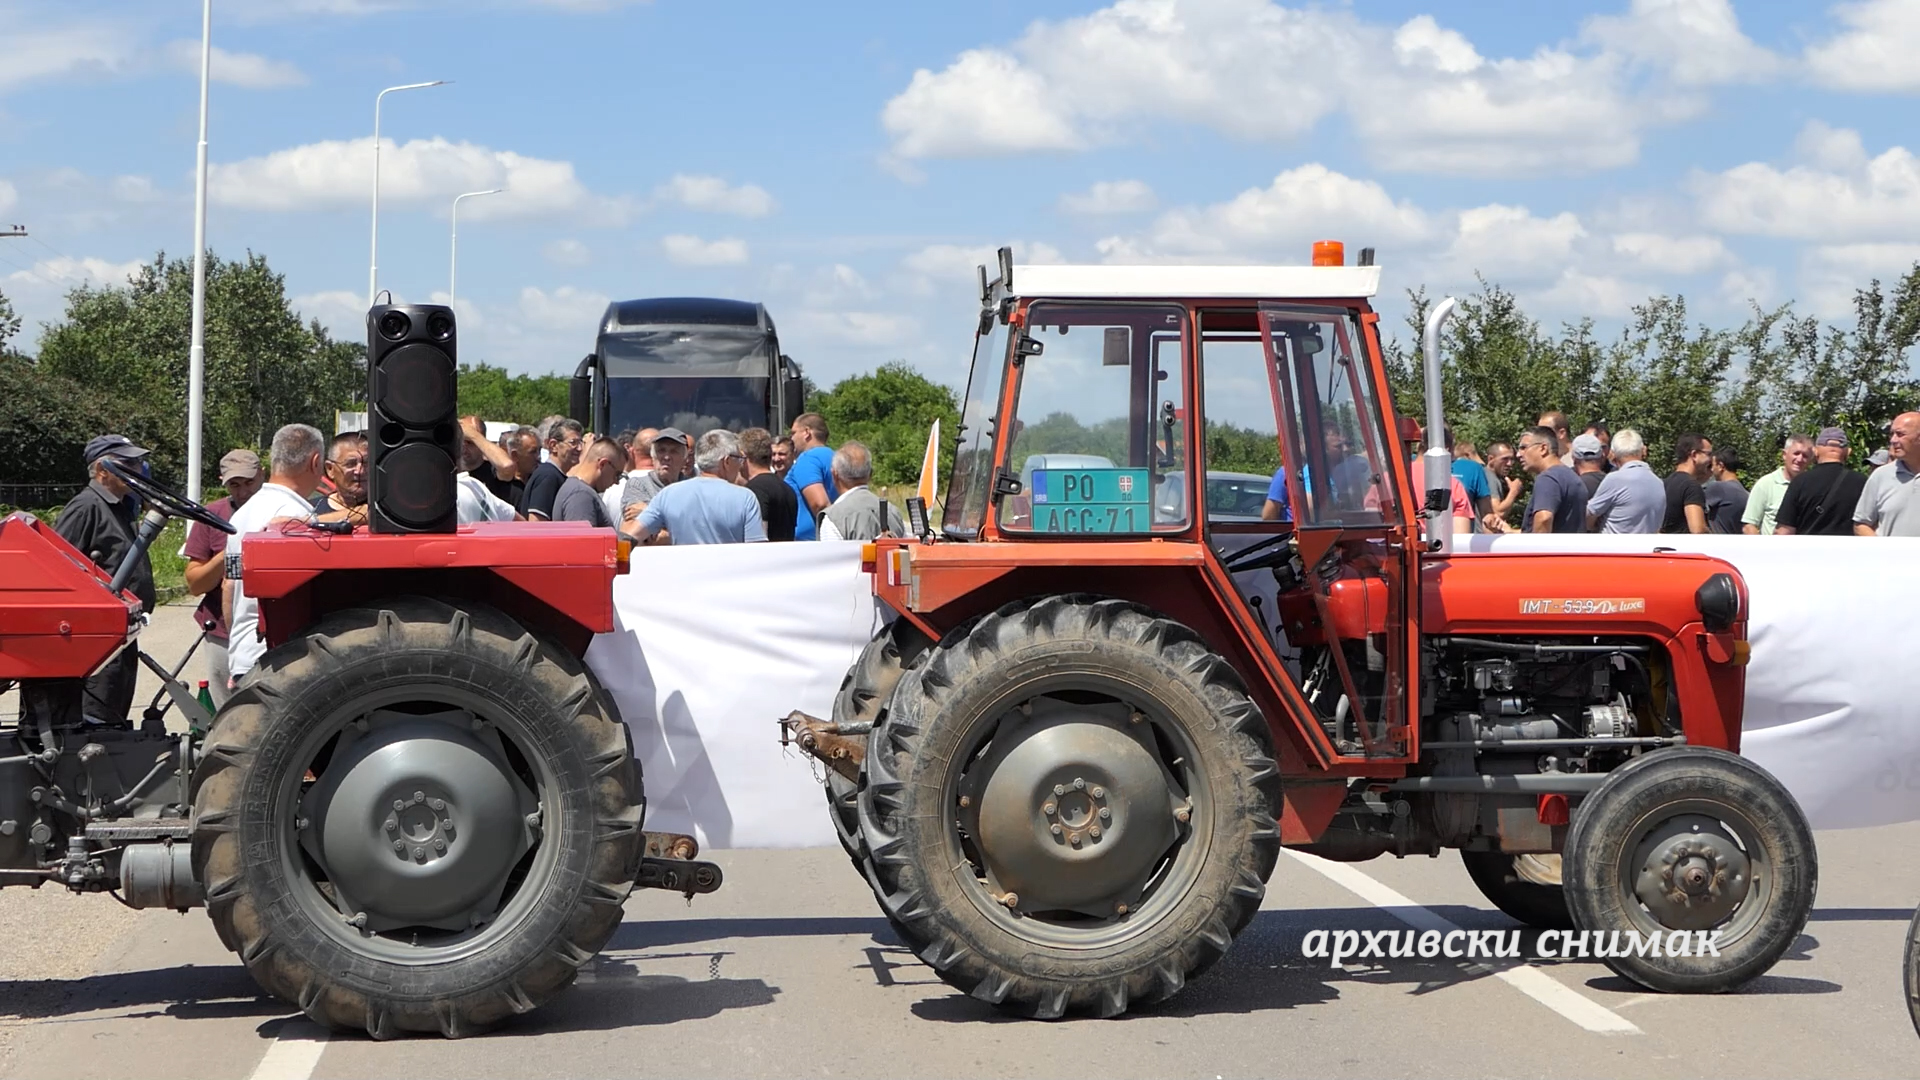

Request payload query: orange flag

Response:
[915,419,941,505]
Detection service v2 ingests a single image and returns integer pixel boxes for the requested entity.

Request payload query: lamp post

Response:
[185,0,212,501]
[368,79,449,307]
[449,188,501,307]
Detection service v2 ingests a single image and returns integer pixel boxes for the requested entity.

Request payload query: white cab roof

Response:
[1012,263,1379,301]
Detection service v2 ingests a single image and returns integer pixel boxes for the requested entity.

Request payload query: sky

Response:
[2,0,1918,392]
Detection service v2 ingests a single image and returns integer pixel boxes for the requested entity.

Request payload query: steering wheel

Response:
[100,458,236,535]
[1222,531,1297,575]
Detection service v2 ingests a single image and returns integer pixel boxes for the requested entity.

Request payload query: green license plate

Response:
[1029,468,1151,534]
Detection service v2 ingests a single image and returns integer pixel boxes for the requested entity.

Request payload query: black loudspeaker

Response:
[366,303,458,533]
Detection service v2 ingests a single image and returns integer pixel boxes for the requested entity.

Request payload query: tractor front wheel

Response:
[826,619,931,865]
[858,595,1281,1019]
[191,597,643,1038]
[1562,746,1814,993]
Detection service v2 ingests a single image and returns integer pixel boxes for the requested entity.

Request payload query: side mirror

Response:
[782,356,805,426]
[1103,327,1131,367]
[569,353,595,429]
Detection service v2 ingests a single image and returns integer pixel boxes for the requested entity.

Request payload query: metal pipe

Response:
[369,80,449,307]
[1420,297,1458,553]
[1445,637,1650,656]
[1422,737,1683,750]
[1386,774,1607,793]
[109,510,168,596]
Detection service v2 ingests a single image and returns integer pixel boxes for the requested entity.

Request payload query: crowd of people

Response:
[1431,409,1920,538]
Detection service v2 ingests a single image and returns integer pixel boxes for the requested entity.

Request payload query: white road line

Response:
[1283,849,1641,1035]
[246,1021,329,1080]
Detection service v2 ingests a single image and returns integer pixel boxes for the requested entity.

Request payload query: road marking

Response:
[247,1021,329,1080]
[1283,850,1641,1035]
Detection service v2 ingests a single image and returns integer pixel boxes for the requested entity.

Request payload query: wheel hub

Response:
[1632,815,1751,931]
[970,700,1179,917]
[300,711,535,933]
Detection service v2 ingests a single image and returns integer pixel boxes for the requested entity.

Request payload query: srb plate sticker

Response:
[1518,597,1647,615]
[1029,468,1152,534]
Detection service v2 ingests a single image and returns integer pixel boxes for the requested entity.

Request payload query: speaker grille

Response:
[374,443,456,529]
[375,343,456,429]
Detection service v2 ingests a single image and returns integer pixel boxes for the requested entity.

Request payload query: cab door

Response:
[1254,304,1418,760]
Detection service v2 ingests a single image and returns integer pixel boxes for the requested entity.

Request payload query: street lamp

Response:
[449,188,501,307]
[186,0,212,501]
[368,79,449,307]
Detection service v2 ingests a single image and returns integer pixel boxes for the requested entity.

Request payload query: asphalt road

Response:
[3,604,1917,1078]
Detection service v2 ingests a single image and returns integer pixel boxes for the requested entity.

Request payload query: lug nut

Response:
[1089,825,1102,839]
[393,799,406,811]
[1073,778,1086,791]
[434,839,447,853]
[412,791,425,804]
[1099,807,1111,821]
[429,798,445,811]
[1116,903,1129,916]
[1174,807,1191,823]
[1069,832,1083,847]
[1091,786,1105,799]
[393,841,406,853]
[385,817,398,832]
[296,817,309,830]
[1043,802,1057,816]
[958,795,970,808]
[1053,784,1066,796]
[1050,823,1063,836]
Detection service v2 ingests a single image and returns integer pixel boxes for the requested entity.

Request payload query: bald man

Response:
[552,437,625,528]
[1855,412,1920,536]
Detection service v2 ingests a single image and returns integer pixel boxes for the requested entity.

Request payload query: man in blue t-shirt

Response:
[785,412,839,540]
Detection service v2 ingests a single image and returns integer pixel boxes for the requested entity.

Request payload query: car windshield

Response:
[943,319,1009,538]
[600,327,767,378]
[606,376,769,434]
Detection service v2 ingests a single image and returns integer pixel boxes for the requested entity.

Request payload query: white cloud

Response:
[1121,165,1434,261]
[901,241,1064,284]
[0,180,15,217]
[660,234,748,267]
[292,290,368,338]
[0,21,132,93]
[542,238,592,266]
[1610,232,1733,274]
[209,136,615,221]
[162,40,306,88]
[109,175,159,203]
[1801,242,1920,315]
[652,174,774,217]
[1442,205,1586,279]
[1535,268,1658,314]
[878,0,1677,176]
[1059,180,1156,215]
[7,256,143,288]
[1694,123,1920,241]
[516,285,612,328]
[791,310,922,347]
[1581,0,1781,85]
[1804,0,1920,92]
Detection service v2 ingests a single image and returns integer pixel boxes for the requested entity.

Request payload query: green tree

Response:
[0,286,21,356]
[455,362,571,427]
[808,361,960,486]
[33,251,365,485]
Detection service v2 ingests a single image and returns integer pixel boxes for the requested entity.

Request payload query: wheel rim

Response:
[281,685,559,966]
[943,675,1211,951]
[1613,800,1767,939]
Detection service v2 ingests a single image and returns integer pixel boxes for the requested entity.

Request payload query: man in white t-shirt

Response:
[457,433,522,524]
[223,423,326,687]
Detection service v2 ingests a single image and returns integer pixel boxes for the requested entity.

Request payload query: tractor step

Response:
[85,820,192,841]
[635,857,722,898]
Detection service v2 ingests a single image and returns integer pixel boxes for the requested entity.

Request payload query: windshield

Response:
[1259,306,1398,529]
[943,318,1009,538]
[998,302,1189,535]
[606,375,769,434]
[600,327,768,377]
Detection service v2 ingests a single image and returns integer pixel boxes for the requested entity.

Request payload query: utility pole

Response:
[186,0,212,502]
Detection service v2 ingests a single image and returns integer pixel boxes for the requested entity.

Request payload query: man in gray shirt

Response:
[552,437,625,528]
[1586,429,1666,534]
[1854,411,1920,536]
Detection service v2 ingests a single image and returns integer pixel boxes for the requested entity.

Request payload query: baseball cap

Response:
[83,434,150,466]
[1816,427,1850,448]
[1869,449,1891,467]
[218,448,262,482]
[653,427,691,447]
[1571,433,1605,459]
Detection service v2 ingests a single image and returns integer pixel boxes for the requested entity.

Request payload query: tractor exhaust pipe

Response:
[1420,297,1459,554]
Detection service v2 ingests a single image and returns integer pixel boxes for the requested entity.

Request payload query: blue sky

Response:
[2,0,1918,390]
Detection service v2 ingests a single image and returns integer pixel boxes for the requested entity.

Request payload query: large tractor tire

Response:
[1562,746,1814,993]
[1902,903,1920,1038]
[858,595,1281,1019]
[191,597,643,1038]
[825,619,932,865]
[1462,851,1574,930]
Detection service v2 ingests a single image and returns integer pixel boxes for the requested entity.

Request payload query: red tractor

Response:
[787,245,1816,1019]
[0,463,716,1038]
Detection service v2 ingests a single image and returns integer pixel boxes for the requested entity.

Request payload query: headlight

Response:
[1695,572,1740,632]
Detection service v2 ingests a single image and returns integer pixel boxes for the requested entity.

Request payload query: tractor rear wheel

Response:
[826,619,931,864]
[191,597,643,1038]
[1902,903,1920,1038]
[1461,851,1574,930]
[858,595,1281,1019]
[1562,746,1814,993]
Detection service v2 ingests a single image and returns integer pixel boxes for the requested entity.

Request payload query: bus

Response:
[568,297,805,439]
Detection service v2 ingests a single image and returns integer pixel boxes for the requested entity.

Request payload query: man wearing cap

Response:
[181,450,265,706]
[54,435,157,726]
[1570,433,1608,504]
[618,427,690,521]
[1776,427,1869,536]
[1854,412,1920,537]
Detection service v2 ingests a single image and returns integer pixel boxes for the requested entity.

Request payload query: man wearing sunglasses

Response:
[518,418,584,521]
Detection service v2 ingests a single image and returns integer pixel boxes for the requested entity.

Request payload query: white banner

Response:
[586,535,1920,849]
